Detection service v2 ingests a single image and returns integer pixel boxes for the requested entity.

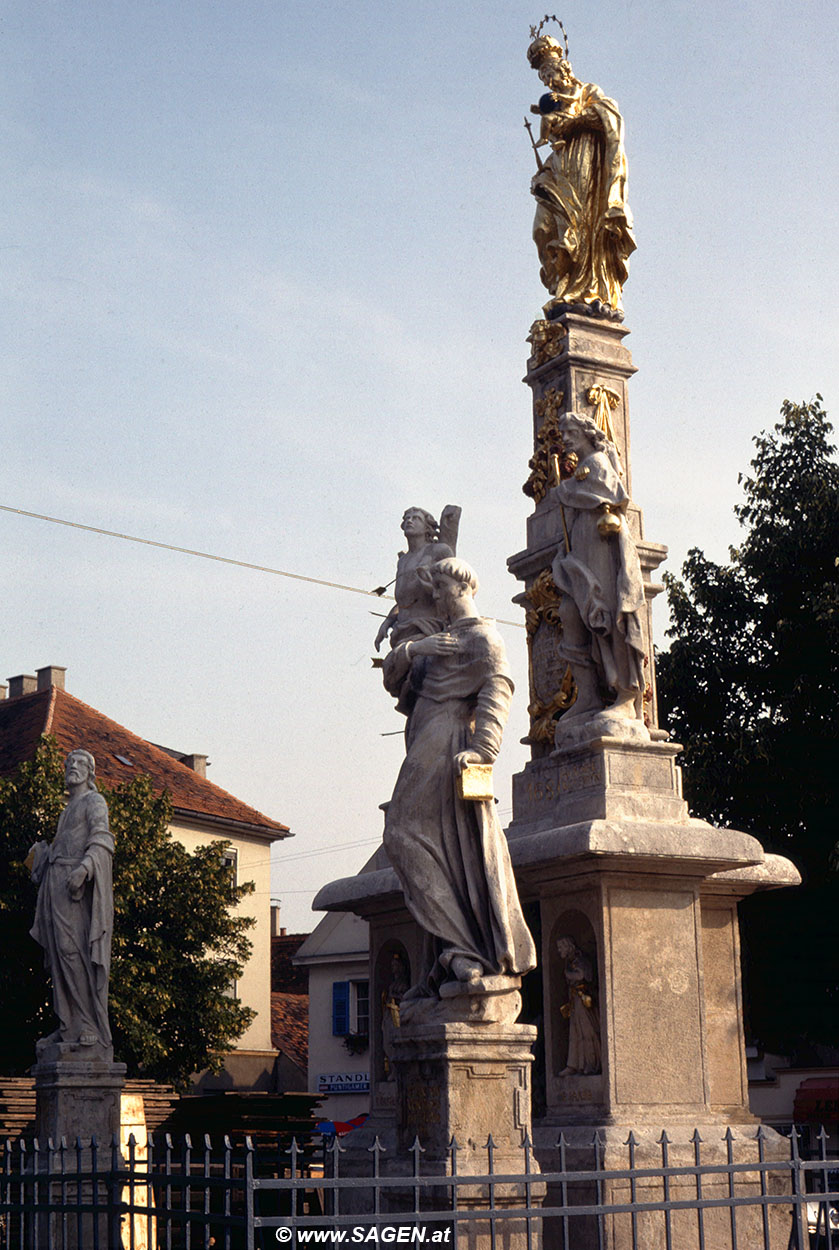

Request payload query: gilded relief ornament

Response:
[527,318,566,368]
[524,568,576,742]
[526,18,635,316]
[586,384,621,448]
[523,388,565,503]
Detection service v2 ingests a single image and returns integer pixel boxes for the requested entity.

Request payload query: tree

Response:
[657,397,839,1056]
[0,737,256,1087]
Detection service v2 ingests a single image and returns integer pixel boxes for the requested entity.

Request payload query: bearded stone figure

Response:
[29,749,115,1058]
[527,25,635,315]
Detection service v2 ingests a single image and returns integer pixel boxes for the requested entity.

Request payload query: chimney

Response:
[180,753,208,777]
[8,674,37,698]
[0,684,7,700]
[37,665,66,692]
[271,905,282,938]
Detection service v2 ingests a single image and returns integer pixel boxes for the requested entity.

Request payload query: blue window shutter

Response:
[332,981,350,1035]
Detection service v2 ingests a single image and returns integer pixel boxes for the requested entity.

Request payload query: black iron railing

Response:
[1,1126,836,1249]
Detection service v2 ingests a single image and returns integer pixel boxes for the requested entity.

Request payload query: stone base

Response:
[533,1121,792,1250]
[33,1056,127,1143]
[510,736,688,834]
[337,1022,545,1246]
[392,1020,538,1163]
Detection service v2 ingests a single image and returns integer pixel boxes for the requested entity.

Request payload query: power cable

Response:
[0,503,525,628]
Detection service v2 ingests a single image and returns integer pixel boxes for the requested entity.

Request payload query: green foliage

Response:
[0,737,64,1069]
[0,739,256,1087]
[657,397,839,1054]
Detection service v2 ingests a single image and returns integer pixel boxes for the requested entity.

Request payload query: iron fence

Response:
[0,1126,836,1249]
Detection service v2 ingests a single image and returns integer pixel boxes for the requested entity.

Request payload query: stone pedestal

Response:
[392,1021,537,1164]
[387,1021,543,1247]
[32,1052,126,1249]
[504,733,799,1250]
[33,1051,126,1144]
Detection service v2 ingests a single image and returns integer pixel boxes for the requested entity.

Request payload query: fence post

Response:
[244,1136,255,1250]
[789,1128,810,1250]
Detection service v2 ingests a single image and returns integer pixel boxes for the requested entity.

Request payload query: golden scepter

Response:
[524,115,545,172]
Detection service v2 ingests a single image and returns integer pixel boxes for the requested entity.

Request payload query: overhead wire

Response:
[0,503,525,628]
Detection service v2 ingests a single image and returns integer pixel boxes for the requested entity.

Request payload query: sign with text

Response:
[317,1071,370,1094]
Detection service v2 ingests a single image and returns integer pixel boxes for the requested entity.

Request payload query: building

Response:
[270,917,310,1090]
[0,663,290,1089]
[293,909,370,1122]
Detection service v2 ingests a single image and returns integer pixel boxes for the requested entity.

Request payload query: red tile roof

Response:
[271,992,309,1072]
[0,685,288,837]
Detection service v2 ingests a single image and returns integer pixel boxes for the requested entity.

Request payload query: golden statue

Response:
[526,19,635,316]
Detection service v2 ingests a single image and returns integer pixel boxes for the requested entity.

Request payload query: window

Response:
[331,980,369,1037]
[332,982,350,1035]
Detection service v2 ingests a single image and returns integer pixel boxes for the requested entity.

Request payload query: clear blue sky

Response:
[3,1,837,931]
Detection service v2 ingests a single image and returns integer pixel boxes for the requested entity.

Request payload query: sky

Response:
[3,0,837,933]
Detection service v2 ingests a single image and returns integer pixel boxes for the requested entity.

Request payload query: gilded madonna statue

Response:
[526,22,635,315]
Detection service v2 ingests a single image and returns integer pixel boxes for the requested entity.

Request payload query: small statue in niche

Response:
[381,950,410,1077]
[550,411,648,745]
[29,749,115,1058]
[556,936,601,1075]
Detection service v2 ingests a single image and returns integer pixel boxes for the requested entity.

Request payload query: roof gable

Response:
[0,686,288,837]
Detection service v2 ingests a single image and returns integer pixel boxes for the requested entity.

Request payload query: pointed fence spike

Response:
[448,1135,458,1152]
[410,1135,425,1154]
[756,1124,769,1141]
[486,1133,496,1150]
[244,1135,254,1152]
[223,1134,232,1150]
[164,1133,174,1149]
[625,1130,638,1147]
[724,1127,736,1143]
[183,1133,193,1150]
[368,1136,386,1155]
[691,1128,703,1144]
[557,1131,568,1150]
[789,1126,802,1159]
[523,1131,533,1151]
[75,1136,84,1151]
[47,1137,56,1151]
[658,1130,670,1145]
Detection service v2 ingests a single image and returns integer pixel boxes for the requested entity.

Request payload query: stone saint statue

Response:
[382,558,536,1013]
[29,749,115,1056]
[375,505,461,715]
[527,26,635,315]
[556,937,601,1075]
[374,506,461,651]
[550,412,648,744]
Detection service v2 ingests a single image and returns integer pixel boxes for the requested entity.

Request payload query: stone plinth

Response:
[33,1052,126,1144]
[510,737,688,833]
[392,1021,537,1164]
[31,1053,126,1249]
